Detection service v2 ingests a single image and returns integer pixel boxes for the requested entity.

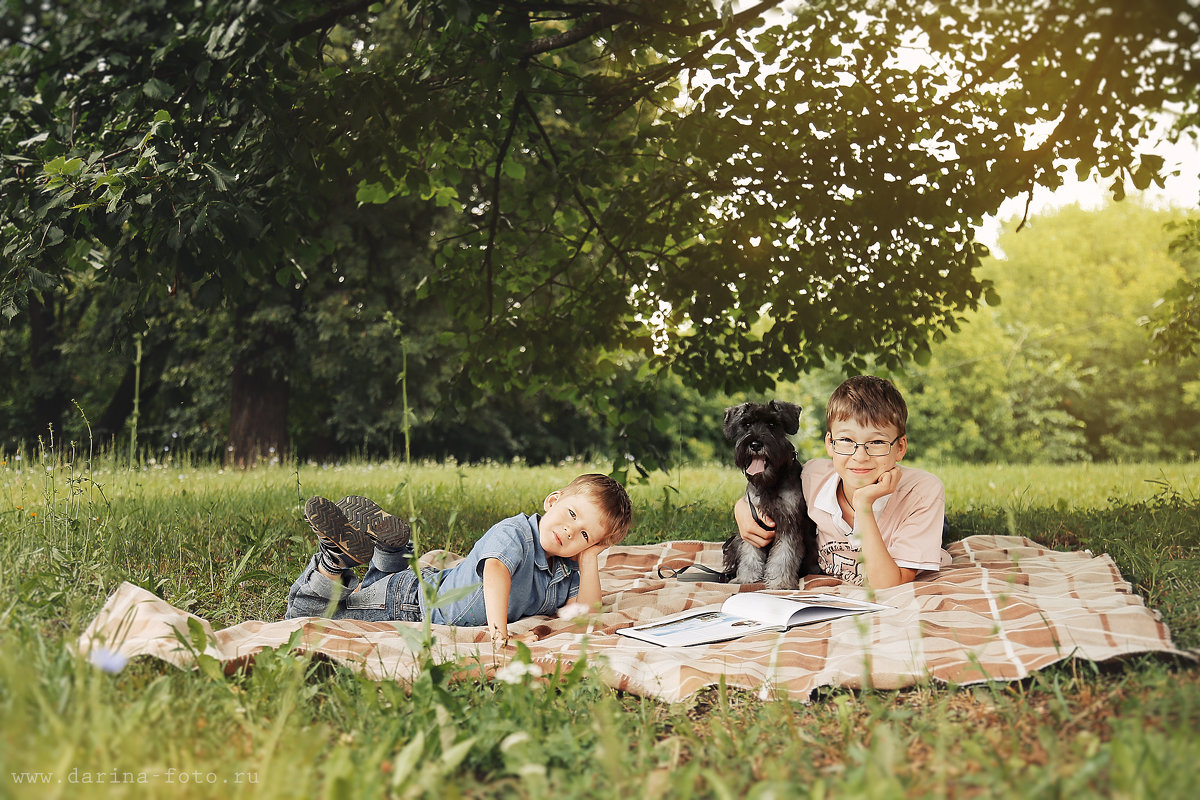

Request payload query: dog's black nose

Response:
[749,440,763,452]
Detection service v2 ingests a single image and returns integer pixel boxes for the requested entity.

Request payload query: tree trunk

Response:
[227,360,290,467]
[225,297,296,468]
[28,291,69,444]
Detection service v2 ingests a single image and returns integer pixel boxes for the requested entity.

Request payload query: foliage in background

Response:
[5,201,1200,467]
[3,1,1198,468]
[1146,216,1200,362]
[900,201,1200,463]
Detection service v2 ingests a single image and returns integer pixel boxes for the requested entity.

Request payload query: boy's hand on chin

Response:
[854,466,901,509]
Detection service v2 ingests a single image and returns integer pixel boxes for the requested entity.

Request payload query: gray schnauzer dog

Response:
[722,400,819,589]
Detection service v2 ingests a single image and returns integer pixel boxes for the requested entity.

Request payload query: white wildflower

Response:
[495,660,542,684]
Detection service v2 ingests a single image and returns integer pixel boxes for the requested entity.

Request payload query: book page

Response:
[615,593,889,647]
[722,593,887,626]
[615,607,780,647]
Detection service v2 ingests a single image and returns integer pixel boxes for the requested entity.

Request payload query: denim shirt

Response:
[423,513,580,626]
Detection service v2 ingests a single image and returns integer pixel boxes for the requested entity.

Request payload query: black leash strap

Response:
[746,489,776,532]
[657,563,731,583]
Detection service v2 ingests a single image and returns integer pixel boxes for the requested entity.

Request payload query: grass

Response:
[1,449,1198,798]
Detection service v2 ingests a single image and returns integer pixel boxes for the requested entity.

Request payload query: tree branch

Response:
[289,0,376,41]
[500,0,788,38]
[483,92,525,323]
[512,0,787,60]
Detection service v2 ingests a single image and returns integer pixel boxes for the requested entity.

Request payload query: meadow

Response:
[1,451,1198,798]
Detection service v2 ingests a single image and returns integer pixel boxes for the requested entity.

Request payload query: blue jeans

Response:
[284,545,435,622]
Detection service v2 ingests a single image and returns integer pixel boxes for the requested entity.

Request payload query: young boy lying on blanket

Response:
[734,375,949,589]
[285,473,632,646]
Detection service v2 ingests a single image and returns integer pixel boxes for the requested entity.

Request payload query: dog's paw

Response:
[764,577,799,591]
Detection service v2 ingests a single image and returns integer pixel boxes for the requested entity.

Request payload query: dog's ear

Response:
[769,400,802,435]
[723,405,746,441]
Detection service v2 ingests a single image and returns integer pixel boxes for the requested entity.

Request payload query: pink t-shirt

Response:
[801,458,948,585]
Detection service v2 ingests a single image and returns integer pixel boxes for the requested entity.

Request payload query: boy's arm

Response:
[851,467,918,589]
[482,557,513,644]
[574,543,607,610]
[734,494,776,548]
[855,511,919,589]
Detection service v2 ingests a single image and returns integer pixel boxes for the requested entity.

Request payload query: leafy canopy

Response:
[3,0,1197,397]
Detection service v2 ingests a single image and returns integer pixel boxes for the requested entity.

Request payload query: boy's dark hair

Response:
[825,375,908,436]
[560,473,633,546]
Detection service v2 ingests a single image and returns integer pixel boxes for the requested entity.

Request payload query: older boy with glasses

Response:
[734,375,948,589]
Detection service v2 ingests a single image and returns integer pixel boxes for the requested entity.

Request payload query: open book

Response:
[616,593,889,647]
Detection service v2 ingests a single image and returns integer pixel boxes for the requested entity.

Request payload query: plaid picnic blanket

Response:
[76,535,1189,702]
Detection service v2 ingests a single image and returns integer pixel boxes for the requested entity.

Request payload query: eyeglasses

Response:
[828,434,901,457]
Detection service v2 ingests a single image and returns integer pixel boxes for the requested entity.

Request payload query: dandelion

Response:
[495,660,542,684]
[89,646,128,674]
[29,512,36,518]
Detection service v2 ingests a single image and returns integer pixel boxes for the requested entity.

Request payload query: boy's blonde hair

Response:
[825,375,908,436]
[559,473,633,546]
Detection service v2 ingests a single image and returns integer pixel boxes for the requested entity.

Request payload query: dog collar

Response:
[745,489,776,532]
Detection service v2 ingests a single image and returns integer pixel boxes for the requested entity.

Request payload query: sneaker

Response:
[305,496,374,569]
[336,495,411,553]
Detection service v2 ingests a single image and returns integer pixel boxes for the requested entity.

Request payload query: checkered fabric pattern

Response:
[76,536,1192,702]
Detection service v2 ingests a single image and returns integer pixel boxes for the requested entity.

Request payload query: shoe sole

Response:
[305,496,374,566]
[337,496,411,551]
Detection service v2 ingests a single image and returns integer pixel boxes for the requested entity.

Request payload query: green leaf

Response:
[186,617,209,653]
[432,185,459,208]
[355,181,392,205]
[142,77,174,100]
[25,266,58,291]
[203,163,235,191]
[43,156,83,177]
[501,159,526,180]
[1109,177,1126,202]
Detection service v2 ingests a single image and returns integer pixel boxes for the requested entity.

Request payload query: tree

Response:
[3,1,1197,466]
[903,201,1200,463]
[1146,218,1200,360]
